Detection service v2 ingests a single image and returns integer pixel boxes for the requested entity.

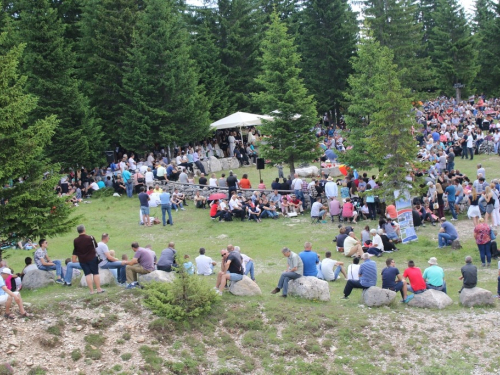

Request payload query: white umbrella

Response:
[210,111,271,130]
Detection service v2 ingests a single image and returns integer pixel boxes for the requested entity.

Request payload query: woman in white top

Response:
[209,173,218,187]
[145,168,154,188]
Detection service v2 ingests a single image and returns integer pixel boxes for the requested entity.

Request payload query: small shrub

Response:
[121,353,132,361]
[84,333,106,347]
[142,262,220,321]
[71,349,82,362]
[0,363,14,375]
[46,325,61,336]
[84,344,102,360]
[27,367,47,375]
[122,332,131,341]
[138,346,162,373]
[39,336,60,348]
[116,339,125,345]
[90,188,114,198]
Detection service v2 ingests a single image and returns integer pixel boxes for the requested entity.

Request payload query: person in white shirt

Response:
[147,153,155,167]
[324,177,338,200]
[128,154,137,171]
[209,173,218,187]
[347,257,361,281]
[228,132,236,157]
[367,229,384,257]
[195,248,216,276]
[343,232,364,258]
[145,168,154,188]
[89,180,99,191]
[311,196,327,221]
[234,246,255,281]
[320,251,346,281]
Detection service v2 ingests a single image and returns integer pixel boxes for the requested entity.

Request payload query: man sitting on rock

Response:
[157,242,177,272]
[196,248,216,276]
[343,232,364,258]
[96,233,127,286]
[403,260,427,295]
[320,251,346,281]
[423,257,447,294]
[0,268,32,319]
[215,245,244,296]
[271,247,303,298]
[341,253,377,300]
[459,255,477,293]
[381,258,409,302]
[124,242,155,288]
[35,239,64,285]
[299,242,320,277]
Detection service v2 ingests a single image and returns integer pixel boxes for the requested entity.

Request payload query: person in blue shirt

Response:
[438,217,458,248]
[121,167,133,198]
[342,253,377,299]
[159,187,173,226]
[444,183,457,220]
[299,242,320,277]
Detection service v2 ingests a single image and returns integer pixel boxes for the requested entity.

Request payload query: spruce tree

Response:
[252,12,319,177]
[365,0,435,94]
[0,35,78,258]
[218,0,263,112]
[428,0,478,96]
[120,0,210,152]
[299,0,358,118]
[343,39,420,200]
[15,0,104,168]
[472,0,500,96]
[78,0,140,142]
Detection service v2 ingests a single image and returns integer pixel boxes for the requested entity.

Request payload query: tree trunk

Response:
[288,155,295,178]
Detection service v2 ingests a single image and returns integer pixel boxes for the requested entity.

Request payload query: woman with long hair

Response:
[484,186,496,226]
[474,218,492,267]
[468,187,481,227]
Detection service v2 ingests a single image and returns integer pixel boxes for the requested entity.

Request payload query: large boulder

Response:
[80,269,115,287]
[208,156,222,172]
[229,276,262,296]
[408,289,453,309]
[459,287,496,307]
[229,158,240,170]
[220,158,230,171]
[22,269,56,290]
[287,276,330,301]
[295,166,319,178]
[321,167,343,178]
[139,270,175,284]
[362,287,396,307]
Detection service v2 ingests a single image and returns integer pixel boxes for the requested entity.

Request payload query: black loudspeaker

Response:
[105,151,115,164]
[256,158,265,170]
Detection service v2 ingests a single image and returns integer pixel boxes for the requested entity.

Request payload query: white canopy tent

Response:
[209,111,272,130]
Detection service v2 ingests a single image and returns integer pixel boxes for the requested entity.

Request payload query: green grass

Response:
[5,154,500,374]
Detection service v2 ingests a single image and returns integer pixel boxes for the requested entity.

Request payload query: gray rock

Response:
[229,158,240,170]
[451,240,462,250]
[229,276,262,296]
[80,269,115,287]
[459,287,496,307]
[362,287,397,307]
[22,269,56,290]
[208,156,222,172]
[321,167,344,177]
[295,166,320,178]
[408,289,453,309]
[287,276,330,301]
[138,270,175,284]
[220,158,229,171]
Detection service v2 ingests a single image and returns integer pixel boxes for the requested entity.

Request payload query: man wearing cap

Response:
[423,257,447,294]
[271,247,303,298]
[324,177,338,200]
[437,217,458,248]
[459,256,477,293]
[0,268,32,318]
[341,253,377,299]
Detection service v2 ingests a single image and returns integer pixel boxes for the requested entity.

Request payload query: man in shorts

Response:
[381,258,409,302]
[215,245,243,295]
[138,187,151,226]
[73,225,104,294]
[0,268,32,319]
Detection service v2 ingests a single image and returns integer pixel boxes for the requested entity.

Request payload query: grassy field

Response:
[3,153,500,374]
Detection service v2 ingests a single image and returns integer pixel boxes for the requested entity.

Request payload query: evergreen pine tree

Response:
[252,12,319,176]
[364,0,435,94]
[343,39,420,200]
[299,0,358,119]
[78,0,140,142]
[191,17,234,121]
[428,0,478,96]
[15,0,104,168]
[0,35,78,258]
[120,0,210,152]
[472,0,500,96]
[218,0,263,112]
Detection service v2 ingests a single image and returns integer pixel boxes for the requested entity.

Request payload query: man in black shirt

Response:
[215,245,244,295]
[226,171,238,197]
[198,173,207,186]
[459,256,477,293]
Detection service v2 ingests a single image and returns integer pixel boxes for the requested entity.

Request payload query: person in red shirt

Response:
[239,174,252,189]
[403,260,426,295]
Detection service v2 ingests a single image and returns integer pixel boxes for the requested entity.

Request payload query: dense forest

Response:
[1,0,499,165]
